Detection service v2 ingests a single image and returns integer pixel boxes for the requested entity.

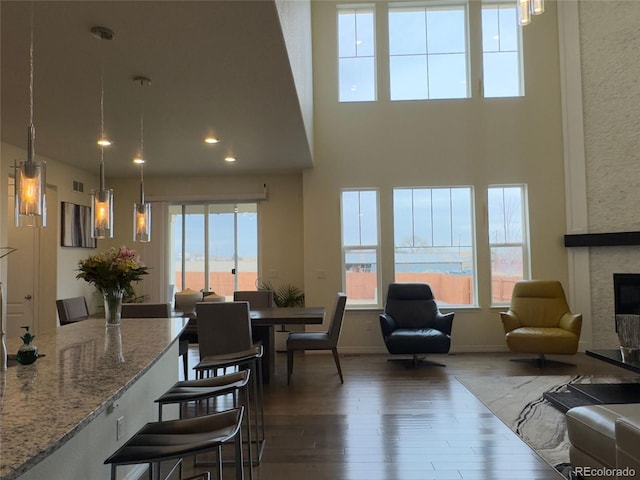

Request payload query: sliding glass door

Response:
[169,203,257,300]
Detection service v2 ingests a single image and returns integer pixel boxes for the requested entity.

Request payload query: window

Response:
[393,187,475,305]
[488,185,529,304]
[340,189,380,307]
[338,5,376,102]
[388,2,469,101]
[481,1,523,97]
[168,203,258,300]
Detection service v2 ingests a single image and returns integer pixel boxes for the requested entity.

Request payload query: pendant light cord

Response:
[99,37,106,191]
[27,2,35,165]
[138,78,147,204]
[29,4,34,128]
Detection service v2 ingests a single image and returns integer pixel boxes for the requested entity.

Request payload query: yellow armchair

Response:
[500,280,582,366]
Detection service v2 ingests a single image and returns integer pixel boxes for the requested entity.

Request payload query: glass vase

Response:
[103,289,124,327]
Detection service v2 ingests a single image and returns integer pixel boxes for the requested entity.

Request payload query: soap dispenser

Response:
[16,326,38,365]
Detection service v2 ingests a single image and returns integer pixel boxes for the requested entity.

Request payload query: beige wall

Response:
[108,172,306,300]
[1,142,101,324]
[3,0,577,353]
[303,0,568,352]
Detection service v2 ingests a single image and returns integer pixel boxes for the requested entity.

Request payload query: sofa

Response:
[566,403,640,479]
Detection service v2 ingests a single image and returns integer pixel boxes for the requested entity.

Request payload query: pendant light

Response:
[531,0,544,16]
[518,0,544,26]
[517,0,531,26]
[133,76,152,243]
[15,3,46,228]
[90,26,114,239]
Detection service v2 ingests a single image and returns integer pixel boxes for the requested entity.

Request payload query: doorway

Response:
[6,179,57,336]
[169,203,258,299]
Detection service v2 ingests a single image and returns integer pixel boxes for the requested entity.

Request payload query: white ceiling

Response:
[1,1,313,178]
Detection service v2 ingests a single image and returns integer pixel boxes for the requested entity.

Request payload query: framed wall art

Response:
[61,202,96,248]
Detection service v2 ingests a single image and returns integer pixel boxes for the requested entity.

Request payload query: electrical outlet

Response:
[116,416,125,441]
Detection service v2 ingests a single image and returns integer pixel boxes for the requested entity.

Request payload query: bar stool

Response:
[195,302,266,464]
[104,407,244,480]
[194,346,265,464]
[155,371,254,480]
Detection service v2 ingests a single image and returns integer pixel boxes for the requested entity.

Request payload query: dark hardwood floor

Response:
[177,349,627,480]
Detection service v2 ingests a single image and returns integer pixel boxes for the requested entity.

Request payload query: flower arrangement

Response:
[77,246,148,300]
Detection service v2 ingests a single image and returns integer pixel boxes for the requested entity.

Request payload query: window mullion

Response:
[204,205,210,292]
[181,205,186,291]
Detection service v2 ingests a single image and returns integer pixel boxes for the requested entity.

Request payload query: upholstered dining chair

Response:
[501,280,582,367]
[56,296,90,326]
[379,283,454,368]
[233,290,274,309]
[286,292,347,385]
[233,290,274,368]
[120,302,190,379]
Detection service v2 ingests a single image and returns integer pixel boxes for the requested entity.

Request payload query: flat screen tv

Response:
[614,273,640,315]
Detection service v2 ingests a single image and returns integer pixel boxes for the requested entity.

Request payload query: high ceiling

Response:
[1,1,313,178]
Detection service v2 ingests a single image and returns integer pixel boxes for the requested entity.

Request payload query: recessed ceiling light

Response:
[204,137,220,144]
[224,156,236,163]
[97,138,112,147]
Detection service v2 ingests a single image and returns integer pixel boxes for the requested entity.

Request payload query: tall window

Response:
[341,189,380,307]
[481,1,523,97]
[488,185,529,304]
[338,5,376,102]
[393,187,475,306]
[388,2,469,101]
[169,203,258,300]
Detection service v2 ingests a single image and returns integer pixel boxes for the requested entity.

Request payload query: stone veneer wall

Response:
[580,1,640,348]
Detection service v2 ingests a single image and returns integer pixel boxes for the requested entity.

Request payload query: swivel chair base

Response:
[509,353,576,368]
[387,354,447,369]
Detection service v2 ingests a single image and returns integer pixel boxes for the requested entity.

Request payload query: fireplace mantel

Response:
[564,231,640,247]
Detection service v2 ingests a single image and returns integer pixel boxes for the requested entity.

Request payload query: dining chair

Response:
[56,296,90,326]
[286,292,347,385]
[120,302,189,379]
[233,290,274,308]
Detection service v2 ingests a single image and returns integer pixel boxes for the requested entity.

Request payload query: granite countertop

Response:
[0,317,187,480]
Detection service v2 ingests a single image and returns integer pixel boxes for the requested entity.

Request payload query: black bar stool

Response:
[155,370,253,480]
[194,345,265,464]
[104,407,244,480]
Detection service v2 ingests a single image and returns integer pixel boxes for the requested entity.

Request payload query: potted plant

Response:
[258,281,304,351]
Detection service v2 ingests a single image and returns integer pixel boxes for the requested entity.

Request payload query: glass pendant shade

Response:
[518,0,531,25]
[531,0,544,16]
[133,202,151,242]
[16,7,46,228]
[15,157,46,227]
[91,188,113,239]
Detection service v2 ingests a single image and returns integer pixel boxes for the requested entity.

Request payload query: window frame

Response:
[487,184,530,306]
[480,0,525,98]
[392,186,477,307]
[337,3,377,103]
[340,188,382,308]
[388,0,471,101]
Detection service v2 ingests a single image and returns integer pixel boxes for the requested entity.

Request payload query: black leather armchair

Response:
[379,283,454,367]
